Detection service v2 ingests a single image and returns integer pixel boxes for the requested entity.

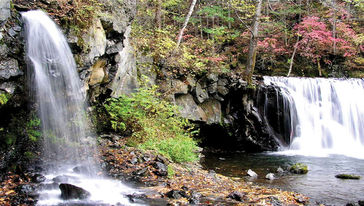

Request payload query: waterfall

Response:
[264,76,364,159]
[23,10,138,205]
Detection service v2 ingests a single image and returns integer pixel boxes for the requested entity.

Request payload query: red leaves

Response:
[294,16,358,63]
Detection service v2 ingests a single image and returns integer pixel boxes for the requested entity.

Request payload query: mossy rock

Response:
[289,163,308,174]
[335,174,361,180]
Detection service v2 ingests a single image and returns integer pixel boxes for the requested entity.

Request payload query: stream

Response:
[202,152,364,205]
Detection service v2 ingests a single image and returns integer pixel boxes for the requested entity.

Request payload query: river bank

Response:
[0,134,309,206]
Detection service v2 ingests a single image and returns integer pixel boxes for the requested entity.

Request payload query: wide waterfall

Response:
[264,76,364,159]
[23,10,138,205]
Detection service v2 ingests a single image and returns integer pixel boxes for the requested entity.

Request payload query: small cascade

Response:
[23,10,139,205]
[264,76,364,159]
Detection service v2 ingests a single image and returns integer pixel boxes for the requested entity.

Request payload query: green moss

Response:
[0,93,9,105]
[24,151,36,159]
[335,174,361,180]
[289,163,308,174]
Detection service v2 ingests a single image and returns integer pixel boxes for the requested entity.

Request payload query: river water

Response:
[202,152,364,205]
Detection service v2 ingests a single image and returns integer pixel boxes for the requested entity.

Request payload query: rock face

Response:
[59,183,91,200]
[0,0,10,24]
[159,74,284,152]
[110,27,138,97]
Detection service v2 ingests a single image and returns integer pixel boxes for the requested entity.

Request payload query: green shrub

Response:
[0,93,9,105]
[26,117,41,142]
[104,83,199,163]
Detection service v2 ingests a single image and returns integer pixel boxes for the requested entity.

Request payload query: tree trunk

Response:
[245,0,263,84]
[287,37,299,77]
[317,58,322,76]
[176,0,198,48]
[332,0,337,54]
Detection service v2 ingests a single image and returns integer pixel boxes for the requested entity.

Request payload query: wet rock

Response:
[269,196,283,206]
[110,27,138,97]
[207,73,218,82]
[247,169,258,177]
[31,174,46,183]
[99,0,136,36]
[265,173,275,180]
[88,59,107,86]
[129,157,138,165]
[73,166,91,174]
[83,19,107,63]
[200,99,222,124]
[0,43,8,58]
[189,191,202,204]
[289,163,308,174]
[156,155,168,164]
[335,174,361,180]
[294,194,308,204]
[195,82,209,103]
[277,167,284,173]
[52,175,77,183]
[0,0,10,24]
[217,78,229,96]
[126,193,147,203]
[106,41,123,54]
[153,162,167,176]
[0,82,17,94]
[0,59,22,80]
[133,167,148,177]
[17,184,35,195]
[40,183,59,190]
[171,79,188,95]
[175,94,207,122]
[59,183,90,200]
[227,191,247,202]
[207,82,218,94]
[165,190,188,199]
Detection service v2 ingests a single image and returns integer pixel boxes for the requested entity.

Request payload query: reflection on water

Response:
[201,152,364,205]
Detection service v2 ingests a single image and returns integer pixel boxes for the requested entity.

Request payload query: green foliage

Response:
[167,164,175,178]
[0,93,9,105]
[104,82,199,163]
[140,136,199,163]
[24,151,36,159]
[26,117,41,142]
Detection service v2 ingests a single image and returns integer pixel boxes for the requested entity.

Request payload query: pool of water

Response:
[201,152,364,205]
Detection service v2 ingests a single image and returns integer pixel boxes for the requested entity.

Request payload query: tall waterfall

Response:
[264,76,364,159]
[23,10,138,205]
[23,10,95,169]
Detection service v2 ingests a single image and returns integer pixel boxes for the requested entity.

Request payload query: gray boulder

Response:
[175,94,206,122]
[195,82,209,103]
[0,0,10,24]
[0,59,22,80]
[59,183,90,200]
[200,99,222,124]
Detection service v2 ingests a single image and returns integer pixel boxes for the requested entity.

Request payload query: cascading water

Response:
[264,76,364,159]
[23,10,140,205]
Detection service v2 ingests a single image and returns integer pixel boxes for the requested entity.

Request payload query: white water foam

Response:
[264,77,364,159]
